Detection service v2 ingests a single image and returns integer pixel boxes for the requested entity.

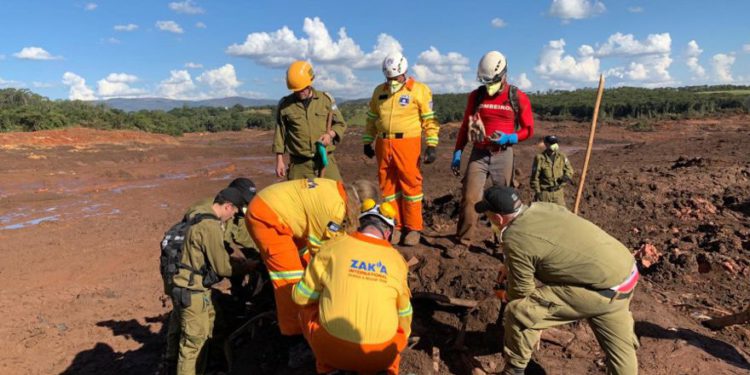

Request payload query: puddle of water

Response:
[210,174,233,181]
[160,173,191,180]
[0,212,26,224]
[1,215,60,230]
[111,183,160,194]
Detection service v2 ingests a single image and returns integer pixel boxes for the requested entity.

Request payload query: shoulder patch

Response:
[322,91,337,111]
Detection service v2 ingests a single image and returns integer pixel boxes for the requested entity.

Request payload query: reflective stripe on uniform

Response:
[298,246,309,257]
[403,193,423,202]
[366,111,378,119]
[425,136,439,146]
[308,235,322,247]
[398,303,413,317]
[383,192,403,202]
[295,280,320,300]
[420,112,435,120]
[362,134,374,143]
[268,270,304,281]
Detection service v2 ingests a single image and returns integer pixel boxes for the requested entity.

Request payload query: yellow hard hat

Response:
[286,60,314,91]
[359,199,397,228]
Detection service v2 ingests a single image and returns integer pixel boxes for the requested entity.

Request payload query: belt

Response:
[290,152,332,162]
[381,132,404,139]
[542,185,563,192]
[474,143,511,152]
[596,289,633,300]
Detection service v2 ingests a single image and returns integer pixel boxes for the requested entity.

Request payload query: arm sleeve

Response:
[273,101,286,154]
[203,222,234,278]
[363,91,379,144]
[396,272,413,338]
[505,240,537,300]
[515,90,534,142]
[418,86,440,147]
[454,91,475,152]
[292,251,326,305]
[530,155,541,194]
[563,154,575,179]
[330,107,347,144]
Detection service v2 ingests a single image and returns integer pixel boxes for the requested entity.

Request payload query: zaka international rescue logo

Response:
[349,258,389,282]
[399,95,410,107]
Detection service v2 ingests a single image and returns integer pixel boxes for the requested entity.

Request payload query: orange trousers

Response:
[376,137,423,231]
[299,305,407,374]
[246,197,309,336]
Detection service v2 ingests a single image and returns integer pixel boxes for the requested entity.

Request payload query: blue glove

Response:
[451,150,462,176]
[492,132,518,146]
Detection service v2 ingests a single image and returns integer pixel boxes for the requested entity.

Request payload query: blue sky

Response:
[1,0,748,101]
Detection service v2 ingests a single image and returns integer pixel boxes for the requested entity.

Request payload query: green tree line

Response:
[2,85,749,134]
[0,88,277,135]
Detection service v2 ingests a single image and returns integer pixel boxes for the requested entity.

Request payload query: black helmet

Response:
[543,135,559,145]
[228,177,256,206]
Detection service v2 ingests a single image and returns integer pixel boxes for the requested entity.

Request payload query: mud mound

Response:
[0,126,179,149]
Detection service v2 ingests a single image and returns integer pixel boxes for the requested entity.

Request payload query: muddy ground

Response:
[1,117,749,374]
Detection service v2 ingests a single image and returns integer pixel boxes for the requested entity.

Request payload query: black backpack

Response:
[472,84,521,132]
[160,213,219,289]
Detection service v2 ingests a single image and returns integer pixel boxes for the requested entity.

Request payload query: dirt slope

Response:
[1,118,748,374]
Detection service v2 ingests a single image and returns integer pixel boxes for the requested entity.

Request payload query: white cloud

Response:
[743,44,750,53]
[106,37,121,44]
[514,73,533,90]
[32,81,54,88]
[185,62,203,69]
[685,40,706,79]
[196,21,207,29]
[595,32,670,57]
[62,72,97,100]
[549,0,605,21]
[312,65,370,99]
[156,20,184,34]
[157,70,197,99]
[169,0,204,14]
[84,3,97,11]
[491,18,507,28]
[226,17,401,70]
[594,33,674,84]
[535,39,600,84]
[712,53,736,83]
[0,77,24,88]
[114,23,138,32]
[197,64,241,97]
[627,6,643,13]
[412,47,474,93]
[97,73,146,98]
[13,46,62,60]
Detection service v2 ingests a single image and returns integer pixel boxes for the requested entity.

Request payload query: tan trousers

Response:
[456,147,514,245]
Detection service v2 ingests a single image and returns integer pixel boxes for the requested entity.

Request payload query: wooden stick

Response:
[317,112,333,178]
[573,74,606,215]
[703,306,750,330]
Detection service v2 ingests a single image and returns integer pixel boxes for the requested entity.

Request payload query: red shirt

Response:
[454,85,534,151]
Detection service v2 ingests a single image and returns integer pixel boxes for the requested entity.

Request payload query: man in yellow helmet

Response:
[292,199,412,374]
[274,61,347,181]
[363,52,440,246]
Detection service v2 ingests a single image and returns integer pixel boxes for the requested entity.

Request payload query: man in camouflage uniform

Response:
[475,186,640,375]
[275,60,347,181]
[530,135,574,207]
[164,187,255,375]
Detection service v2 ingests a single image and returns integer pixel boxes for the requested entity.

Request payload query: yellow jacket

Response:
[363,77,440,147]
[256,178,347,255]
[292,232,412,344]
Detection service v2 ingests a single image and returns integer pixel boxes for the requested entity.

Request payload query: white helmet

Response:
[382,52,408,78]
[477,51,508,84]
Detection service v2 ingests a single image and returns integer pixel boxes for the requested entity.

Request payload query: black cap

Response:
[543,135,559,145]
[228,177,256,205]
[214,187,245,209]
[475,186,522,214]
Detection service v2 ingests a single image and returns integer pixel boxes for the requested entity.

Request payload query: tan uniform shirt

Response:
[274,88,347,158]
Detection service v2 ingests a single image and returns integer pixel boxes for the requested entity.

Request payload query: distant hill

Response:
[99,96,277,112]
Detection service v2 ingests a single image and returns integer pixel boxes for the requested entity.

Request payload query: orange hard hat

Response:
[286,60,314,91]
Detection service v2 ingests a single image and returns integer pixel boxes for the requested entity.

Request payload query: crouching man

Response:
[292,199,412,374]
[474,186,639,375]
